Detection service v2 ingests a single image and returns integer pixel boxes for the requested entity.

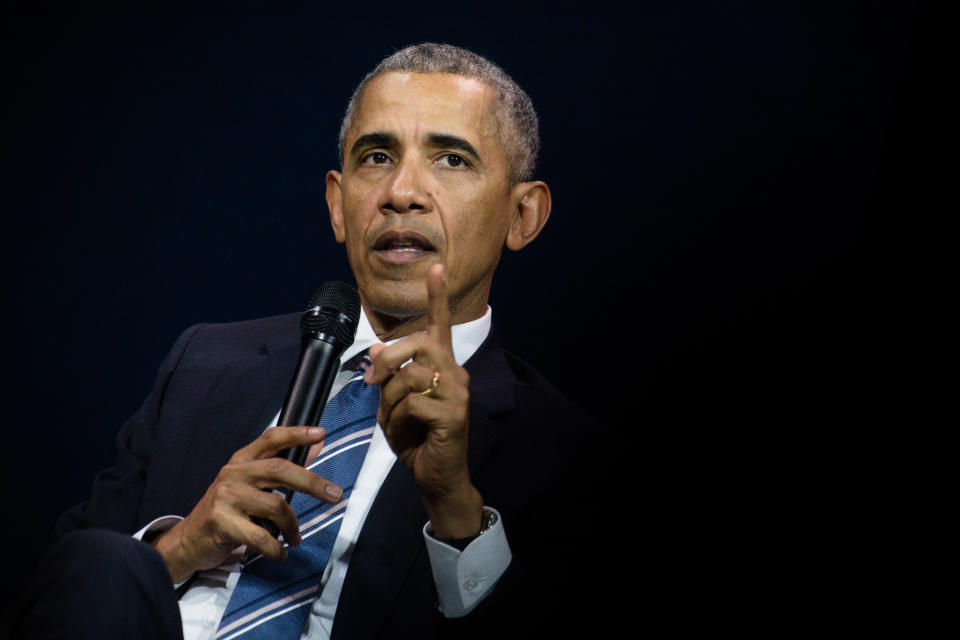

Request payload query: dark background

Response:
[2,1,914,611]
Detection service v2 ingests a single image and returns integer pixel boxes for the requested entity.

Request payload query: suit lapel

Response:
[169,330,300,513]
[332,331,516,639]
[330,461,426,640]
[463,332,515,476]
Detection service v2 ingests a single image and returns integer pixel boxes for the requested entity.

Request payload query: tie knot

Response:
[341,350,373,383]
[355,354,372,375]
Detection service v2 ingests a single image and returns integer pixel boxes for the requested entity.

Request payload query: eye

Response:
[436,153,468,168]
[361,151,392,165]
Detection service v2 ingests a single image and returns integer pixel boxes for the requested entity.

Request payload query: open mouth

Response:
[372,229,437,264]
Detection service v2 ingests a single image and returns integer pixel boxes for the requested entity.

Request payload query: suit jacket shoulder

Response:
[55,313,304,538]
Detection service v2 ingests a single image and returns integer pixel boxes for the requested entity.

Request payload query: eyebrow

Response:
[349,130,484,166]
[425,133,483,165]
[349,132,398,159]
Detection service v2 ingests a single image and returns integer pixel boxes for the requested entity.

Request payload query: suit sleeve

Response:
[53,324,207,540]
[435,409,630,637]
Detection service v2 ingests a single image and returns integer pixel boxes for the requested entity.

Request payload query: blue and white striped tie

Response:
[214,354,378,640]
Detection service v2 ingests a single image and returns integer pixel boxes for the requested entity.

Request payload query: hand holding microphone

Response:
[255,282,361,537]
[151,283,361,582]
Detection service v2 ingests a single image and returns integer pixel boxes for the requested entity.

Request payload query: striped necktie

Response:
[214,354,378,640]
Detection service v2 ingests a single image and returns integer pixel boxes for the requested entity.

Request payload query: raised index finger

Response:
[425,263,453,351]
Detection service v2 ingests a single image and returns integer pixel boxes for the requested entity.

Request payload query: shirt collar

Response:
[340,305,492,369]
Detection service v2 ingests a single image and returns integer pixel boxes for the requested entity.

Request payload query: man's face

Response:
[327,72,516,326]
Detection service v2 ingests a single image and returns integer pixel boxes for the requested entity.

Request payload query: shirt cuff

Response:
[422,507,511,618]
[133,515,183,541]
[132,515,188,587]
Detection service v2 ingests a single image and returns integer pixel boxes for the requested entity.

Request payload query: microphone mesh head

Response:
[308,281,361,317]
[303,281,361,344]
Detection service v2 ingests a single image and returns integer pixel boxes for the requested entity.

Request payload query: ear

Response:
[505,181,552,251]
[325,170,346,244]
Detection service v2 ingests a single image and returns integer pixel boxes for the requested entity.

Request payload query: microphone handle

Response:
[256,334,343,539]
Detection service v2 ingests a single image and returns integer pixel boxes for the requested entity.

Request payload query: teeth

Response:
[384,241,426,250]
[376,235,432,251]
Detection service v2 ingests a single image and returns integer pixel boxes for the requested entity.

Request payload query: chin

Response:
[361,281,429,320]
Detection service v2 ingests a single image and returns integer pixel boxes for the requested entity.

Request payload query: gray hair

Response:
[337,43,540,184]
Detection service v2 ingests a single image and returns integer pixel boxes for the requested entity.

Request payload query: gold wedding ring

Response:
[419,370,440,397]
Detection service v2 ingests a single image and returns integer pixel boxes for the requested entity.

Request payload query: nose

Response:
[379,156,431,215]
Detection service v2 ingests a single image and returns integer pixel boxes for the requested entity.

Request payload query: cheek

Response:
[447,202,510,266]
[341,188,376,243]
[342,188,366,218]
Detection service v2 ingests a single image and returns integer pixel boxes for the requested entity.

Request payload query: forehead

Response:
[347,72,502,150]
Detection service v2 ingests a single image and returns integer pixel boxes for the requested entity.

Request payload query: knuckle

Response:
[407,368,427,389]
[402,395,420,413]
[264,457,285,475]
[252,528,272,549]
[211,482,232,502]
[268,493,287,514]
[264,427,288,445]
[377,343,398,363]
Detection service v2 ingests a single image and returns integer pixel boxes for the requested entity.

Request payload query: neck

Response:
[364,300,487,342]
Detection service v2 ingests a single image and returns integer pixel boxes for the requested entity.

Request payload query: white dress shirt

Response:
[135,306,511,639]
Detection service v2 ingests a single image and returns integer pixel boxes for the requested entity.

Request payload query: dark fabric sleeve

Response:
[424,363,631,639]
[435,433,630,639]
[52,324,207,540]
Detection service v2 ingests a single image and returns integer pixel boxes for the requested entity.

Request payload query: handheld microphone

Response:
[256,281,361,538]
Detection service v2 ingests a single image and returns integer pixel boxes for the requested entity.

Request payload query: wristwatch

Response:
[439,508,497,551]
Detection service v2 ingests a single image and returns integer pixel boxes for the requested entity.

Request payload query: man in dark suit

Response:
[11,43,624,639]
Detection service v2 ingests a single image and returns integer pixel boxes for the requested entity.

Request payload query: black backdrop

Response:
[2,1,914,613]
